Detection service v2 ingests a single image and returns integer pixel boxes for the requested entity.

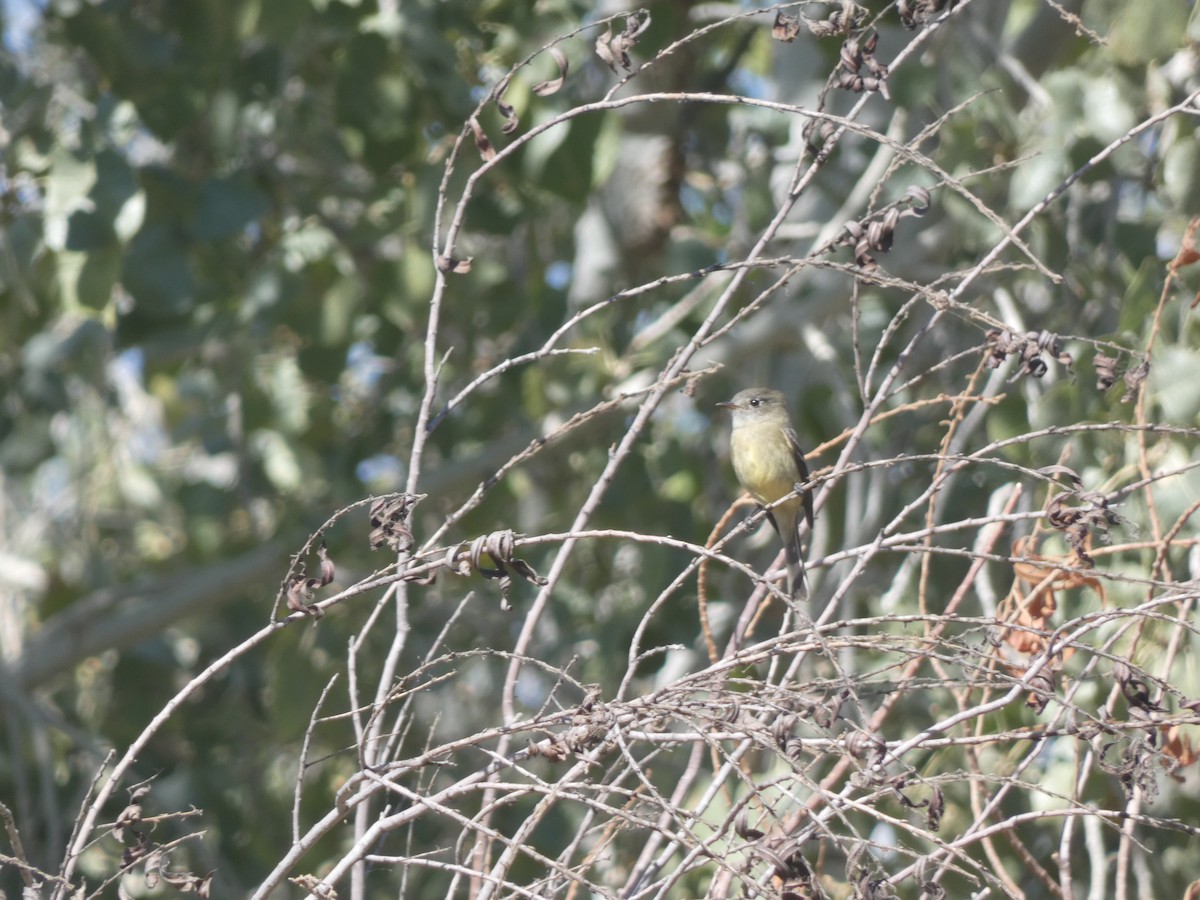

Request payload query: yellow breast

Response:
[730,424,799,505]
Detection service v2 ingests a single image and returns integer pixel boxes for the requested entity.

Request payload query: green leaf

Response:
[57,247,122,310]
[43,148,96,252]
[191,173,271,241]
[122,224,195,316]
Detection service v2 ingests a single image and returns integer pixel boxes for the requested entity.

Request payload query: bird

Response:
[717,388,814,600]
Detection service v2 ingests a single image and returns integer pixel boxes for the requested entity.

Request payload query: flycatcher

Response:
[717,388,814,600]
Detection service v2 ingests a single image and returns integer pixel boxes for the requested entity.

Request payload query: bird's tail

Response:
[784,529,809,602]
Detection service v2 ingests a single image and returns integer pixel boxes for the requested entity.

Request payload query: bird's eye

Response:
[749,398,761,407]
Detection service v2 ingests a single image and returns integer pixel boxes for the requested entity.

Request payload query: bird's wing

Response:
[784,426,814,530]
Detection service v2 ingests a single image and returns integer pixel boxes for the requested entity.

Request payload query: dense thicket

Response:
[2,0,1199,896]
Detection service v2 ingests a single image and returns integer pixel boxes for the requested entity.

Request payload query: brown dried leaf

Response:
[867,215,894,253]
[469,117,495,161]
[1001,537,1103,654]
[926,786,944,831]
[1162,724,1200,767]
[906,185,931,214]
[286,574,322,619]
[1175,247,1200,269]
[1121,359,1150,403]
[290,875,339,898]
[113,802,142,843]
[532,47,569,96]
[1094,351,1118,390]
[435,254,473,274]
[899,0,955,29]
[453,529,547,610]
[772,11,802,42]
[853,237,877,271]
[1024,665,1055,713]
[494,73,519,134]
[317,541,335,587]
[608,33,633,70]
[161,866,215,896]
[1171,216,1200,272]
[496,98,519,134]
[735,813,766,841]
[1113,661,1164,715]
[806,18,839,37]
[594,26,616,71]
[985,328,1022,369]
[369,493,422,552]
[595,13,649,73]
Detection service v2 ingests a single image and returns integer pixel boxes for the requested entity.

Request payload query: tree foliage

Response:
[2,0,1200,896]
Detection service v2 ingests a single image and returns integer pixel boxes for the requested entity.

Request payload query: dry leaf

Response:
[469,117,495,161]
[532,48,569,96]
[772,11,801,42]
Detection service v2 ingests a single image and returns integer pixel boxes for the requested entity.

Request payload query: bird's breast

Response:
[730,425,799,505]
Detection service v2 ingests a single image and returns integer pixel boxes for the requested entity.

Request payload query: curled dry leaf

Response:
[1121,359,1150,403]
[113,801,143,843]
[1180,696,1200,714]
[595,11,650,73]
[985,328,1017,369]
[772,714,801,757]
[495,73,519,134]
[835,31,889,97]
[1114,661,1165,714]
[452,529,548,610]
[468,116,495,161]
[772,11,802,42]
[1025,666,1055,713]
[735,813,766,841]
[763,843,812,890]
[532,47,569,96]
[1045,490,1120,566]
[290,874,339,898]
[845,730,886,767]
[497,98,519,135]
[984,329,1070,379]
[1171,216,1200,273]
[842,206,910,271]
[1161,724,1200,768]
[1013,540,1105,602]
[1123,676,1165,714]
[528,737,571,762]
[1094,351,1119,390]
[123,839,155,872]
[806,0,868,37]
[435,254,473,274]
[926,786,945,831]
[803,117,837,152]
[284,541,336,619]
[994,534,1109,712]
[594,26,615,70]
[318,541,335,587]
[898,0,956,29]
[160,867,214,897]
[905,185,931,215]
[286,573,323,618]
[369,493,423,552]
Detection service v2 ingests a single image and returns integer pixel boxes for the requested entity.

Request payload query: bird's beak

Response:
[716,400,737,410]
